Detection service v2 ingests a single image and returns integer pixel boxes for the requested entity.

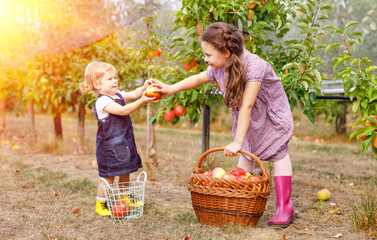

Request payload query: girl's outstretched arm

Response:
[224,81,261,157]
[154,71,211,96]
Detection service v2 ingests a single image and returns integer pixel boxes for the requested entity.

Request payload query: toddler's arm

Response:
[104,89,158,116]
[123,79,156,102]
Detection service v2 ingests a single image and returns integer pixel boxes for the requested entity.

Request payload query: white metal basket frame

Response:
[100,171,147,221]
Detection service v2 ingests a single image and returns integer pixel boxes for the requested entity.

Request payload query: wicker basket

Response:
[188,147,270,227]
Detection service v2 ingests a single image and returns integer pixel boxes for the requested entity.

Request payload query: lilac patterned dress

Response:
[206,49,294,162]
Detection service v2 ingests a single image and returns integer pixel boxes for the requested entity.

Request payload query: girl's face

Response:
[201,41,230,70]
[97,70,118,96]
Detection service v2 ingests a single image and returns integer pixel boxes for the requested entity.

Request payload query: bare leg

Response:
[273,153,292,177]
[237,154,257,173]
[97,176,115,199]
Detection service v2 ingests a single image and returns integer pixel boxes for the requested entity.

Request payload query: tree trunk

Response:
[147,103,158,167]
[27,99,37,141]
[77,101,86,153]
[0,97,6,137]
[335,102,347,135]
[53,109,63,139]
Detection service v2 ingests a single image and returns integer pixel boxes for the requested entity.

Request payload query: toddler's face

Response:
[98,70,118,96]
[201,41,229,70]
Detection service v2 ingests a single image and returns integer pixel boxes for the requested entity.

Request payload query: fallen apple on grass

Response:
[317,188,331,201]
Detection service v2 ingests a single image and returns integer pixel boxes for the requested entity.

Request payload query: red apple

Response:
[222,172,236,180]
[183,62,191,71]
[204,171,213,177]
[231,167,246,178]
[145,85,162,100]
[249,175,261,182]
[164,110,175,121]
[365,116,377,126]
[154,48,162,57]
[111,201,129,219]
[174,105,185,116]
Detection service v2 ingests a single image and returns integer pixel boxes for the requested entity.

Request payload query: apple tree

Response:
[324,21,377,157]
[151,0,335,125]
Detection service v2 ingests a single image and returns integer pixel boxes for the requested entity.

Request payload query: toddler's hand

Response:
[141,89,159,104]
[224,142,242,157]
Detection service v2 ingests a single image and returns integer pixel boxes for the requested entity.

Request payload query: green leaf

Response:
[322,24,338,31]
[365,116,377,125]
[352,98,361,113]
[325,43,342,53]
[362,133,376,152]
[320,5,334,12]
[366,66,377,73]
[289,44,307,52]
[345,21,359,29]
[312,69,322,82]
[348,31,363,38]
[333,55,350,70]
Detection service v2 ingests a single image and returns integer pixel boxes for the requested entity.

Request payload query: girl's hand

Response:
[151,80,174,97]
[224,141,242,157]
[143,78,159,90]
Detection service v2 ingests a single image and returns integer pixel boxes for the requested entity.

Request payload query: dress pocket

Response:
[113,146,131,162]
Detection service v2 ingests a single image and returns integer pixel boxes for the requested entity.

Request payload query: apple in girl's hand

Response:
[231,167,246,178]
[212,167,226,178]
[145,85,162,100]
[222,172,236,180]
[164,110,175,121]
[111,201,129,219]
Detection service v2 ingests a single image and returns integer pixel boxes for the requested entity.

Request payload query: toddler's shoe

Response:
[95,200,111,216]
[121,194,143,208]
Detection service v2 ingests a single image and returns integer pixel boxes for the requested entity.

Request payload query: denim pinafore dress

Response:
[93,92,142,177]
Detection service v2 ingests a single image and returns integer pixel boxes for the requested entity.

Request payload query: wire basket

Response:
[100,171,147,221]
[188,148,270,227]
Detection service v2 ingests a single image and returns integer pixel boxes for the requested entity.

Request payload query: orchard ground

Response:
[1,107,376,240]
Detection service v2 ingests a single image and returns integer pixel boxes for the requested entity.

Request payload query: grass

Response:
[1,110,376,239]
[349,183,377,238]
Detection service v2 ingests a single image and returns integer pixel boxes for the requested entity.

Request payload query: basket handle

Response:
[136,171,147,182]
[100,177,111,189]
[195,147,268,177]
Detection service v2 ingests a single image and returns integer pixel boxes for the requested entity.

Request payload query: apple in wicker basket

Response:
[212,167,226,178]
[231,167,246,179]
[111,201,129,219]
[221,172,236,180]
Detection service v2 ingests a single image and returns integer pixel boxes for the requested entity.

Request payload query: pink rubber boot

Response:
[268,176,294,227]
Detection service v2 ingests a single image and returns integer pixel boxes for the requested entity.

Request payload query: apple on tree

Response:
[174,105,185,116]
[164,110,175,121]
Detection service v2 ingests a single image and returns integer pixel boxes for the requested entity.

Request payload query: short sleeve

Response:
[244,55,266,83]
[205,66,216,82]
[95,96,114,120]
[119,90,126,98]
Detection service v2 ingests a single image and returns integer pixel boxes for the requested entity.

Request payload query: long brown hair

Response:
[202,22,244,111]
